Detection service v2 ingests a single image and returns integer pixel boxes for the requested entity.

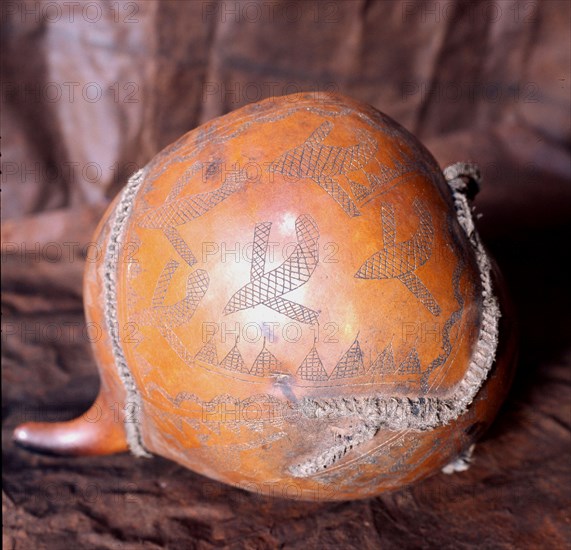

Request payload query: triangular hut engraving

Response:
[369,342,397,376]
[330,336,366,379]
[297,341,329,381]
[398,347,422,375]
[220,337,248,373]
[195,337,219,366]
[250,339,280,377]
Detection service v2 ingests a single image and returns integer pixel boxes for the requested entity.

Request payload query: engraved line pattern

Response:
[420,215,467,393]
[355,107,446,201]
[195,337,219,366]
[151,259,178,309]
[251,222,271,281]
[163,226,198,267]
[184,233,464,384]
[289,166,500,477]
[297,341,329,381]
[140,169,246,229]
[224,214,320,325]
[357,150,420,202]
[161,326,196,367]
[136,260,209,328]
[269,121,379,217]
[349,178,372,202]
[329,336,366,379]
[344,150,412,205]
[355,199,442,316]
[220,337,249,373]
[156,268,209,327]
[138,166,246,266]
[141,97,354,202]
[264,297,318,325]
[250,339,280,377]
[369,342,397,376]
[398,347,421,375]
[165,161,204,203]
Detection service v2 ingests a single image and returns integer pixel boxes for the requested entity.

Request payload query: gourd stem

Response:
[13,390,128,456]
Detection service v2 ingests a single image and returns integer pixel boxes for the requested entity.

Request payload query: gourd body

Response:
[17,93,517,501]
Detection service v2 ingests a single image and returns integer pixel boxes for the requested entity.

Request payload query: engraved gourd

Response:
[13,93,517,501]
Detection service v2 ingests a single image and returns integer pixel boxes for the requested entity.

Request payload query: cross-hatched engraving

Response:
[224,214,320,325]
[250,339,280,377]
[355,199,441,316]
[251,222,271,281]
[157,268,209,327]
[297,342,329,381]
[195,337,218,366]
[420,215,467,393]
[163,226,198,267]
[357,144,438,207]
[140,167,246,229]
[369,342,397,376]
[140,97,355,202]
[269,121,379,217]
[136,260,209,328]
[329,336,366,379]
[151,259,178,309]
[138,165,246,266]
[349,178,372,202]
[371,151,414,190]
[220,338,248,373]
[398,347,422,375]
